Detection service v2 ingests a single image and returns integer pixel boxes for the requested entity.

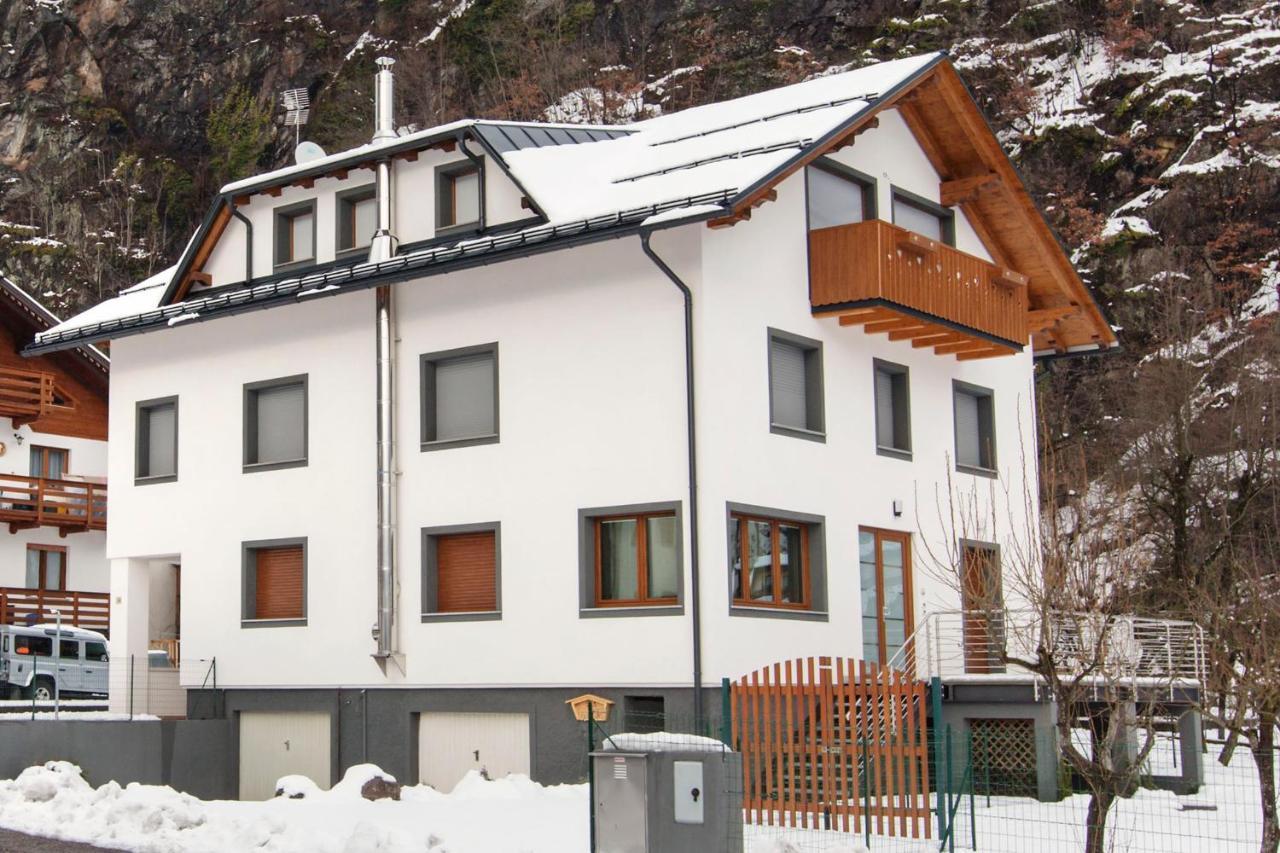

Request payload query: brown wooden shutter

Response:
[255,545,304,620]
[436,531,496,612]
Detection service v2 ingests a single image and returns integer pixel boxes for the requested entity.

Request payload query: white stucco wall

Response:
[0,417,108,593]
[106,105,1041,691]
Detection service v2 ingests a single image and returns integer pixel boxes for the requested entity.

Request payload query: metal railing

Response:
[887,610,1206,691]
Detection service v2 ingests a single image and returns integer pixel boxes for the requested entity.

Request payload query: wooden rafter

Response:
[940,172,1000,207]
[1027,305,1079,332]
[864,316,929,334]
[934,338,996,356]
[836,308,898,326]
[957,345,1017,361]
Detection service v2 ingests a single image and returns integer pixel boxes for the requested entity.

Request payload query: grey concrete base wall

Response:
[0,719,235,800]
[938,699,1061,803]
[191,685,723,794]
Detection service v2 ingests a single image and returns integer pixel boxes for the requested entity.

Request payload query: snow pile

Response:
[600,731,728,752]
[0,761,587,853]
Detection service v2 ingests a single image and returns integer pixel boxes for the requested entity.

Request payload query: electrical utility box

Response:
[591,748,744,853]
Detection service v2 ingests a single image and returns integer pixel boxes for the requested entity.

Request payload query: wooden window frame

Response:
[436,162,482,234]
[421,522,502,622]
[730,512,812,610]
[241,538,307,627]
[859,526,915,664]
[29,445,69,480]
[592,511,680,608]
[26,544,67,591]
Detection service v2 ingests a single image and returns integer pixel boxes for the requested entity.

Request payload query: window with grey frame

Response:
[421,522,501,622]
[873,360,911,458]
[273,201,316,268]
[336,185,377,255]
[726,502,828,621]
[953,381,996,473]
[436,163,481,232]
[578,502,684,617]
[421,344,498,450]
[806,160,876,230]
[242,538,306,626]
[768,330,824,440]
[891,188,955,246]
[244,376,308,470]
[135,397,178,482]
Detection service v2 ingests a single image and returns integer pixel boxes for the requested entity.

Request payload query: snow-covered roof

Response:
[0,274,109,369]
[29,53,946,354]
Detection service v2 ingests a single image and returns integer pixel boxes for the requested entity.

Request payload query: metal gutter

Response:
[25,193,734,356]
[639,230,704,727]
[229,205,253,285]
[458,137,487,230]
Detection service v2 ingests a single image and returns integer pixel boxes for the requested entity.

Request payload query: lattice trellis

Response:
[970,717,1038,797]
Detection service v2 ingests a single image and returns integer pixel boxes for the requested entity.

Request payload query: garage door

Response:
[239,711,332,800]
[419,712,531,791]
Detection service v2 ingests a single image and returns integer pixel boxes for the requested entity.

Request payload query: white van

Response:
[0,624,109,699]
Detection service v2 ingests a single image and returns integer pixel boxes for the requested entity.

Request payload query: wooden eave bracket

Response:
[188,271,212,286]
[940,172,1001,207]
[992,267,1028,291]
[831,117,879,151]
[707,189,777,229]
[1027,304,1079,333]
[896,231,938,258]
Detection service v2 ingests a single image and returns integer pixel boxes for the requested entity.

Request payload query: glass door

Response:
[859,528,914,667]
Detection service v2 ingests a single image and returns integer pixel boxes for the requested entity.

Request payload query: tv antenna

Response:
[281,88,311,147]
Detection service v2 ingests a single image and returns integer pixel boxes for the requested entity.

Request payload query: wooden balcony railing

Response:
[809,219,1029,357]
[0,587,110,633]
[0,367,55,426]
[0,474,107,535]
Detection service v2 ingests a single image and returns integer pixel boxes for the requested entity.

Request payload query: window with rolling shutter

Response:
[953,381,996,473]
[768,329,824,441]
[244,376,308,470]
[873,360,911,457]
[423,524,500,620]
[421,344,499,450]
[136,396,178,482]
[243,540,306,625]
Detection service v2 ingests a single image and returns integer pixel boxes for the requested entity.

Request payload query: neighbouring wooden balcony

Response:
[0,587,110,633]
[0,366,56,426]
[0,474,107,536]
[809,219,1030,359]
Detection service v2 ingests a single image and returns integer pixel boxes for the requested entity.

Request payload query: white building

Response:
[29,53,1116,797]
[0,276,114,652]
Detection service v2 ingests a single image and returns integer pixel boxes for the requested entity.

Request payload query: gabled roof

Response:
[0,274,108,377]
[26,53,1115,358]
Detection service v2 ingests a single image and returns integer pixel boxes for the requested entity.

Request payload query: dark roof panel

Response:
[474,122,635,154]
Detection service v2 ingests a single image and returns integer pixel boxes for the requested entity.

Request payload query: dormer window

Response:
[337,186,377,255]
[274,201,316,269]
[806,161,876,230]
[891,188,955,246]
[437,163,481,233]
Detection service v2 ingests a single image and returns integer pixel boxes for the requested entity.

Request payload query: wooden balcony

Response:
[809,219,1030,359]
[0,587,110,633]
[0,474,107,536]
[0,366,56,426]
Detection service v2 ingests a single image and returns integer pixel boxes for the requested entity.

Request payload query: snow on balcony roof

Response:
[31,53,941,352]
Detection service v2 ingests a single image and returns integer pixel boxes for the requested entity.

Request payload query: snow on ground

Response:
[0,746,1265,853]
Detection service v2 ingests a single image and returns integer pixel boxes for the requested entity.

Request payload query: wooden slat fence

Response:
[731,656,931,839]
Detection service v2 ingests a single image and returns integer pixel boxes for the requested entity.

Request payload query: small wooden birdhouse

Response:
[566,693,614,722]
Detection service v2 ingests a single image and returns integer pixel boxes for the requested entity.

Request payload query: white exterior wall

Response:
[0,417,108,593]
[204,151,530,290]
[107,105,1041,691]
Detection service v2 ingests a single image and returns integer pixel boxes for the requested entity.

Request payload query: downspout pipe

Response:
[370,57,399,664]
[229,203,253,284]
[639,230,703,726]
[457,136,486,229]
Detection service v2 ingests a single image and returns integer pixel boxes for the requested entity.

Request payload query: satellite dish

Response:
[294,141,327,165]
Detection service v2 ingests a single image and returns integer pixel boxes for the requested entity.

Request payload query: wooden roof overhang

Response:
[712,58,1117,357]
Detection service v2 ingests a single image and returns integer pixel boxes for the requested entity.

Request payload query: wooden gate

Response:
[730,656,931,839]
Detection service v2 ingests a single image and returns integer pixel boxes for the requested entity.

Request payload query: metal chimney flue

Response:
[371,56,399,667]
